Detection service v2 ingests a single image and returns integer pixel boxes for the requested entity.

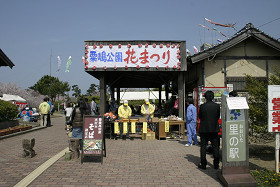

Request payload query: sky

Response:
[0,0,280,94]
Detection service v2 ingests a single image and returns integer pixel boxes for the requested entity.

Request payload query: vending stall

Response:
[83,41,187,140]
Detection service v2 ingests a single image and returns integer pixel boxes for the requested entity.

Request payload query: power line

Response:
[258,17,280,28]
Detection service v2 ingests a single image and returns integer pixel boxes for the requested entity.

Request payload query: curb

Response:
[0,126,47,140]
[14,147,69,187]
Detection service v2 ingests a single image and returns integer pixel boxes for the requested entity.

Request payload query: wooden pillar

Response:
[117,87,120,105]
[178,72,185,120]
[165,83,169,101]
[159,86,162,108]
[224,59,227,87]
[99,74,106,116]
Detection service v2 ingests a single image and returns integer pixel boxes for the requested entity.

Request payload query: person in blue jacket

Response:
[20,107,32,121]
[185,98,198,147]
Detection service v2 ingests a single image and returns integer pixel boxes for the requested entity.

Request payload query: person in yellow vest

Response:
[39,97,51,127]
[141,99,155,121]
[118,100,132,139]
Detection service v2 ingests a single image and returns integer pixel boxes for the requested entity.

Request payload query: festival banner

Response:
[85,44,181,68]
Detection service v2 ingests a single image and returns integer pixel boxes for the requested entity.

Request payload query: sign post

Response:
[268,85,280,173]
[81,115,106,164]
[217,94,257,186]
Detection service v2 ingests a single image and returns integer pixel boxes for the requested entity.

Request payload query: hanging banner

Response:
[165,121,170,132]
[114,122,119,134]
[86,44,180,68]
[123,122,128,134]
[131,122,136,133]
[268,85,280,132]
[143,122,148,133]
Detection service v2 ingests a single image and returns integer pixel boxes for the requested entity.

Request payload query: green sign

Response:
[226,121,246,162]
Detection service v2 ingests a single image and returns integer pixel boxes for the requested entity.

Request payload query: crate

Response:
[152,117,159,122]
[138,117,146,123]
[142,132,155,140]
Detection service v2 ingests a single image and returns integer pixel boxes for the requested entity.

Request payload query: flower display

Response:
[145,43,149,48]
[136,65,140,69]
[93,44,97,49]
[85,65,88,69]
[99,44,103,48]
[103,66,107,70]
[177,50,180,54]
[92,66,96,70]
[166,44,170,48]
[114,65,117,69]
[177,55,181,59]
[146,65,149,69]
[153,43,156,48]
[138,43,142,48]
[85,45,88,49]
[177,61,181,65]
[125,65,128,69]
[160,44,163,48]
[118,44,122,48]
[177,44,180,48]
[177,66,181,70]
[109,44,113,48]
[165,66,169,69]
[171,44,176,48]
[127,44,131,48]
[156,65,159,69]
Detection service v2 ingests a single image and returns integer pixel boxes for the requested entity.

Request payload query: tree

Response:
[86,83,99,96]
[245,75,268,134]
[29,75,70,102]
[0,82,45,107]
[245,68,280,134]
[72,85,81,98]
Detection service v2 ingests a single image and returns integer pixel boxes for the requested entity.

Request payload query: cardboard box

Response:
[138,117,146,123]
[152,117,159,122]
[142,132,155,140]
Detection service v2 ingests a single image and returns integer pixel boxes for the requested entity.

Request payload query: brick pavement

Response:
[0,116,223,187]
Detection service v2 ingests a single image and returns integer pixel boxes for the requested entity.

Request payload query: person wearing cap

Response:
[118,100,132,139]
[141,99,155,120]
[118,100,132,119]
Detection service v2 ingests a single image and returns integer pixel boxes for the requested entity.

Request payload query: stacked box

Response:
[142,132,155,140]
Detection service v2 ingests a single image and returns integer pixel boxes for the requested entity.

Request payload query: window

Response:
[227,77,267,92]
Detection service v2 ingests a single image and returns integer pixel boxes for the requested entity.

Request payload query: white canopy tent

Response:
[0,94,26,102]
[114,91,171,101]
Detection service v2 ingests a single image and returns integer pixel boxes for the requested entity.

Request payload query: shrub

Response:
[0,100,19,122]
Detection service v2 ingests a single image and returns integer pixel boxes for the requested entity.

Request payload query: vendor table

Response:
[105,118,159,140]
[156,120,185,140]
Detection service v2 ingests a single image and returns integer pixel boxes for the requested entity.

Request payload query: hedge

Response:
[0,100,19,122]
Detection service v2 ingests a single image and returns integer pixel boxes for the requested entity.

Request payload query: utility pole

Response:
[50,49,52,76]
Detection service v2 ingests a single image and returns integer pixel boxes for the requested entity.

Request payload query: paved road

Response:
[0,116,222,187]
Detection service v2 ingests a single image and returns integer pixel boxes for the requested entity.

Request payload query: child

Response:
[64,102,73,134]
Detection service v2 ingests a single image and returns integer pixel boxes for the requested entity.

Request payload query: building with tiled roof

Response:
[187,23,280,93]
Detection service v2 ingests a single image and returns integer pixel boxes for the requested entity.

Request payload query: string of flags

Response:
[56,56,61,72]
[205,18,237,30]
[194,18,238,54]
[55,56,73,73]
[65,56,72,72]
